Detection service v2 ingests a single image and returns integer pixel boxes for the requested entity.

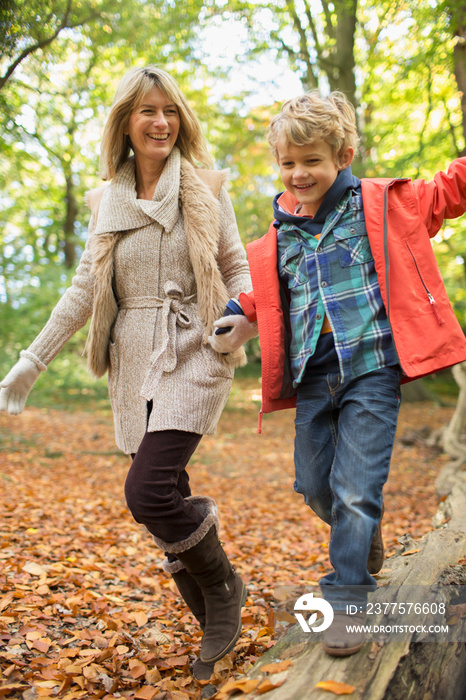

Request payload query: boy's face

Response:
[276,137,353,217]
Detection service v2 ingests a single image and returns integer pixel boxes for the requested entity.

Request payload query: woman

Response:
[0,66,252,675]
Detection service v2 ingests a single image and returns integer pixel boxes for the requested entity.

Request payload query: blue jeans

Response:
[294,367,401,608]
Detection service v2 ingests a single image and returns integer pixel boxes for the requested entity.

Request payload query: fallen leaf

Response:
[145,667,162,683]
[116,645,130,654]
[260,659,293,674]
[215,678,261,698]
[22,562,46,576]
[133,611,148,627]
[0,594,13,613]
[255,626,273,638]
[256,677,286,693]
[0,393,454,700]
[134,686,159,700]
[129,659,147,678]
[274,611,298,624]
[34,680,60,689]
[164,654,189,667]
[401,548,421,556]
[315,680,356,695]
[140,626,170,646]
[32,638,51,653]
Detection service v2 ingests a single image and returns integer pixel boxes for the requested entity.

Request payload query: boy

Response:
[208,91,466,656]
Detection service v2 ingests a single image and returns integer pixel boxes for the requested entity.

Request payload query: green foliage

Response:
[0,263,109,409]
[355,0,466,329]
[0,0,465,407]
[209,100,279,243]
[0,0,216,402]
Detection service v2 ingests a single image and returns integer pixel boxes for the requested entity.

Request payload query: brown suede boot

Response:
[163,558,206,630]
[176,525,247,664]
[153,497,246,668]
[367,504,385,575]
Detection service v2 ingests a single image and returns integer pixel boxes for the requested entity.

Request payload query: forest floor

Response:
[0,376,458,699]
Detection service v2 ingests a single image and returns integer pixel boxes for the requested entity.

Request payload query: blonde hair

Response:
[100,66,212,179]
[268,91,360,167]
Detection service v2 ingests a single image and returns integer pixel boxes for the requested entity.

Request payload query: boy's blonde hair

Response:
[268,90,360,167]
[100,65,213,180]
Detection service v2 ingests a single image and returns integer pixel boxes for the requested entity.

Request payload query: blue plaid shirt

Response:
[276,173,397,386]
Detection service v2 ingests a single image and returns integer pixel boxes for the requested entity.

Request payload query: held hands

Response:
[0,357,41,415]
[208,315,259,355]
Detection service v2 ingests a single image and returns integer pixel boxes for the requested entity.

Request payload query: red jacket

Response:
[240,161,466,420]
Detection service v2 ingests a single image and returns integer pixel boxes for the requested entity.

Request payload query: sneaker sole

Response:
[322,639,364,657]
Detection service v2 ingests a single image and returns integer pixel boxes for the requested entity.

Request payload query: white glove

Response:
[0,357,41,415]
[208,315,259,354]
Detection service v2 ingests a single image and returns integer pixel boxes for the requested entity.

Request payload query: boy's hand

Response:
[208,316,259,354]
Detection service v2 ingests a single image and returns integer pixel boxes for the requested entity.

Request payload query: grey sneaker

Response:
[322,610,365,657]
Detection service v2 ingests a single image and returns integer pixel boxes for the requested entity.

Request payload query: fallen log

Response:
[237,460,466,700]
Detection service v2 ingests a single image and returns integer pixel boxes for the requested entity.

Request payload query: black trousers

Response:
[125,427,203,543]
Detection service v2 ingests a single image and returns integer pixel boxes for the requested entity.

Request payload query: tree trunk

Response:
[283,0,359,115]
[63,171,78,269]
[442,361,466,461]
[329,0,358,109]
[451,5,466,156]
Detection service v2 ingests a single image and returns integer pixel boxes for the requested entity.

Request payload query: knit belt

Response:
[134,281,196,401]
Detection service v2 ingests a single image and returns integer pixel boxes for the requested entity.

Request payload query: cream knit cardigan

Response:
[24,148,252,454]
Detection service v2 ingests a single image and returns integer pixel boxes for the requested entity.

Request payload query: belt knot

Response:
[140,281,196,401]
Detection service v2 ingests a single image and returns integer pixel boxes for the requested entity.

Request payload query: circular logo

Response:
[294,593,334,632]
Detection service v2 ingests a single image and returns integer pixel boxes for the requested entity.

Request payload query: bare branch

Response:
[283,0,320,89]
[284,0,312,63]
[302,0,324,52]
[0,1,101,92]
[320,0,336,42]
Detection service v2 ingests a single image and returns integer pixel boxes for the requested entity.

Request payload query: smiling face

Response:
[126,85,180,171]
[276,137,353,217]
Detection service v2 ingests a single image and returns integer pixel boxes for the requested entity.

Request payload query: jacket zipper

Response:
[383,181,402,369]
[405,242,445,325]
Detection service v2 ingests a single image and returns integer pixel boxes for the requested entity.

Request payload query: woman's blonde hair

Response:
[100,66,213,179]
[268,90,360,167]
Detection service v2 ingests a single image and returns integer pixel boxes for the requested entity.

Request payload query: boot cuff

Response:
[185,495,219,525]
[161,557,186,574]
[153,496,220,554]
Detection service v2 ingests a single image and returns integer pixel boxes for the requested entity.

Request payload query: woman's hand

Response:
[0,357,41,415]
[208,315,258,354]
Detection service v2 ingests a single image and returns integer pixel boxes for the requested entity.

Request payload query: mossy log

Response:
[239,462,466,700]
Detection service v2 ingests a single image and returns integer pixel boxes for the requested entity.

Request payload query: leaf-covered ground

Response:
[0,377,456,699]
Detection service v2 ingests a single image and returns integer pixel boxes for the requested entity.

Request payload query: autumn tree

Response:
[0,0,208,380]
[1,0,465,415]
[445,0,466,154]
[0,0,110,91]
[0,0,208,275]
[216,0,359,114]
